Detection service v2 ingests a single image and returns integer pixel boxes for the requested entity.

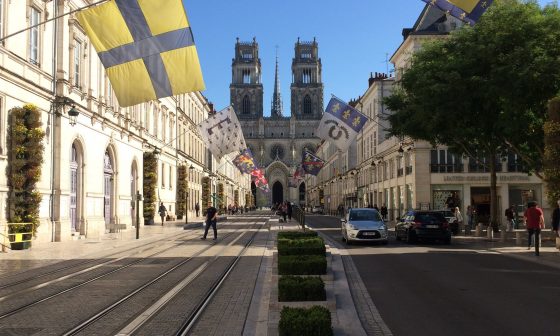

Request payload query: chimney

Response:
[368,72,375,87]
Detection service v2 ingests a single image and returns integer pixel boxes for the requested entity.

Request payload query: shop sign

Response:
[443,175,530,182]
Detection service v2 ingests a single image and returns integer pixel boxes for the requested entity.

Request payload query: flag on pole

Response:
[77,0,205,107]
[233,148,257,174]
[421,0,493,25]
[317,97,367,152]
[302,150,325,176]
[251,168,270,193]
[198,106,246,160]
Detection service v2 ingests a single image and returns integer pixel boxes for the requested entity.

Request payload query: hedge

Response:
[279,306,333,336]
[277,237,326,256]
[278,254,327,275]
[278,276,325,302]
[277,231,318,240]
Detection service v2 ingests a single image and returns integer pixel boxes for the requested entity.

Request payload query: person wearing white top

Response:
[454,207,464,234]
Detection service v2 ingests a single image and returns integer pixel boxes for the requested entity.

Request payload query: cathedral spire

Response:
[271,48,283,118]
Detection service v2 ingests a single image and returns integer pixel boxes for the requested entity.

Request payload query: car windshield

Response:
[416,213,445,222]
[349,210,382,221]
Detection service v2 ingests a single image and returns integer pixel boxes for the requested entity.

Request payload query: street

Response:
[306,214,560,336]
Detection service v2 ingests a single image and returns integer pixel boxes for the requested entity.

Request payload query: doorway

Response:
[273,181,283,205]
[104,150,114,227]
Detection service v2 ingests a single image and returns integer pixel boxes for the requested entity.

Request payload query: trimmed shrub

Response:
[277,230,318,240]
[278,276,325,302]
[142,152,157,223]
[279,305,333,336]
[278,254,327,275]
[277,237,326,256]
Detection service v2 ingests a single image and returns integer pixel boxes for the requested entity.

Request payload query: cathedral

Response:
[230,38,323,207]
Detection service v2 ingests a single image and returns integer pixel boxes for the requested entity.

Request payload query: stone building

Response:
[0,0,250,243]
[230,37,323,207]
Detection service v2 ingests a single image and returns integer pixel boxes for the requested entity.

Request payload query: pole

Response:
[0,0,109,43]
[135,191,141,239]
[185,191,189,226]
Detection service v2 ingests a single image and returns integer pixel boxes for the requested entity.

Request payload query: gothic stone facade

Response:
[230,38,323,206]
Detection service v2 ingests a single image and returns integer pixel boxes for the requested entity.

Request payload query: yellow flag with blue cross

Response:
[77,0,205,107]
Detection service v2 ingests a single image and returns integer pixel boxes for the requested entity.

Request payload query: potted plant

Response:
[6,104,45,249]
[143,152,157,225]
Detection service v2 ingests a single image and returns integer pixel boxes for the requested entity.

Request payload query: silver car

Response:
[341,208,388,245]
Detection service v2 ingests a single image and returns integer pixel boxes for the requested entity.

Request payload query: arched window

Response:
[242,95,251,114]
[303,95,312,115]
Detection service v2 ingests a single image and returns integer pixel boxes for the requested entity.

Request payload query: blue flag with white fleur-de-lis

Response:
[197,106,246,159]
[421,0,494,26]
[316,97,367,152]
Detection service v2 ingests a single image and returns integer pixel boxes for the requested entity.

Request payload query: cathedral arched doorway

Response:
[251,181,257,208]
[299,182,306,206]
[272,181,283,205]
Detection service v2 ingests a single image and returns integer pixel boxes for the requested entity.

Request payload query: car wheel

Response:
[382,240,388,245]
[444,237,451,245]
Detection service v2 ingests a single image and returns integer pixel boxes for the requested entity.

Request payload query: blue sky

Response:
[185,0,553,115]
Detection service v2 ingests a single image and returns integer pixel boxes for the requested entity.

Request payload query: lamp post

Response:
[185,164,194,225]
[135,191,142,239]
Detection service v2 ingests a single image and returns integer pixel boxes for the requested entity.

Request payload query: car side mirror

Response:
[341,219,347,223]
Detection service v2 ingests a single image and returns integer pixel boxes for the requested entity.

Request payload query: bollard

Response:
[500,226,506,242]
[475,223,482,237]
[487,225,493,240]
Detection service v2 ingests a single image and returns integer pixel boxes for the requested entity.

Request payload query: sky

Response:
[185,0,554,115]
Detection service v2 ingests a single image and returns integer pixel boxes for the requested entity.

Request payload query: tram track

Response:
[0,218,272,335]
[0,229,200,293]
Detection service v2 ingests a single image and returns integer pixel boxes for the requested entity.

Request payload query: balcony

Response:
[430,164,464,173]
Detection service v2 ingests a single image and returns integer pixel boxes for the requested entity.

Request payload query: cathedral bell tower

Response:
[230,37,264,119]
[291,37,323,120]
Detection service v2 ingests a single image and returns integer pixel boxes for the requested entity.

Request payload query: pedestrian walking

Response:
[286,201,293,221]
[201,205,218,241]
[281,201,288,223]
[552,200,560,250]
[337,204,345,218]
[158,202,167,226]
[195,202,200,217]
[454,207,464,234]
[524,201,544,256]
[466,205,474,231]
[505,204,516,231]
[380,204,388,221]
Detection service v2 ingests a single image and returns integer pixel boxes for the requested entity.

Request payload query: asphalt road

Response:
[306,214,560,336]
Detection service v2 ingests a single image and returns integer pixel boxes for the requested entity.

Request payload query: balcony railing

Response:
[430,164,464,173]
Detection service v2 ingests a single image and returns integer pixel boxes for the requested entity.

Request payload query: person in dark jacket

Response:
[380,204,388,220]
[286,202,293,221]
[201,205,218,240]
[552,199,560,237]
[158,202,167,226]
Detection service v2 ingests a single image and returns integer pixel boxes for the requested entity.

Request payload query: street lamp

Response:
[53,96,80,126]
[185,164,194,225]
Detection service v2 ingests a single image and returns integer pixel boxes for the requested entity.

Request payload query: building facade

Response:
[231,38,322,207]
[307,5,545,224]
[0,0,250,243]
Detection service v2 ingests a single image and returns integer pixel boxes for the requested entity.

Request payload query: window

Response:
[302,69,311,84]
[430,149,463,173]
[242,69,251,84]
[507,153,524,172]
[301,51,312,59]
[161,162,165,187]
[303,95,312,114]
[169,166,172,189]
[29,7,40,65]
[242,95,250,114]
[242,52,253,60]
[73,40,82,87]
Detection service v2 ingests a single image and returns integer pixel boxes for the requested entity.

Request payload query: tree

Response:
[544,96,560,207]
[384,0,560,229]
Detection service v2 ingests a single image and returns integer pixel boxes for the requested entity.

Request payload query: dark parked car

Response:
[395,210,451,244]
[435,209,459,235]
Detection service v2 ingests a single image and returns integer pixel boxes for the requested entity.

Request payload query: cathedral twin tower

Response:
[230,37,323,120]
[230,37,324,205]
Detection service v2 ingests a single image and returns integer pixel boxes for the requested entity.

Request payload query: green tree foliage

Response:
[176,165,187,218]
[6,104,45,236]
[142,152,158,222]
[385,0,560,227]
[544,96,560,207]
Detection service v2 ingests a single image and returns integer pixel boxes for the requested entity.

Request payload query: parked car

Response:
[395,210,451,244]
[341,208,388,245]
[435,209,459,235]
[312,205,324,214]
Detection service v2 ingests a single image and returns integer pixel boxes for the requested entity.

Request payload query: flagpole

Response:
[0,0,109,43]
